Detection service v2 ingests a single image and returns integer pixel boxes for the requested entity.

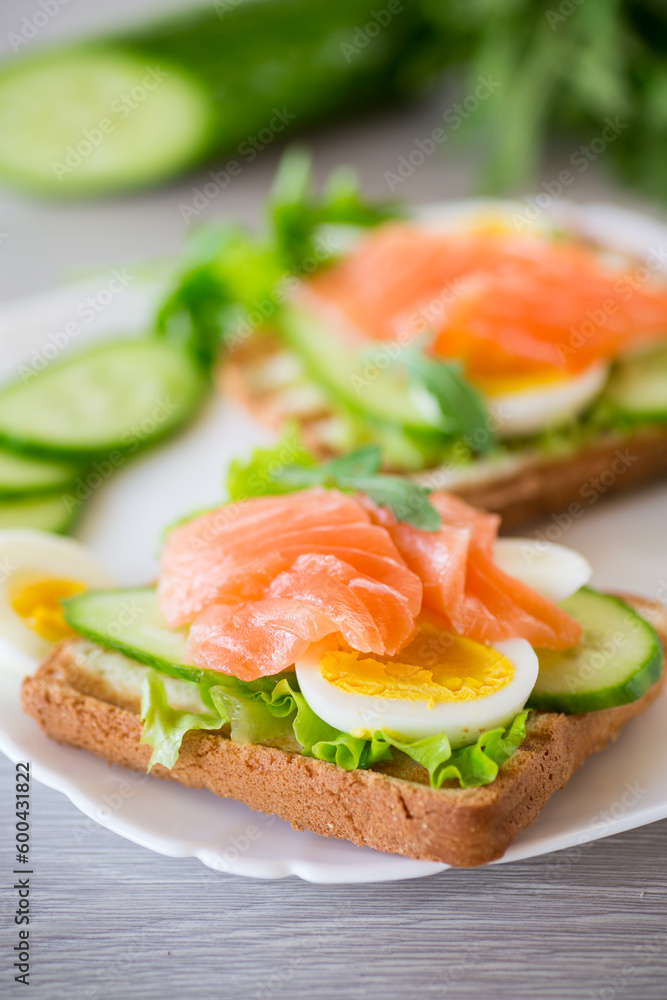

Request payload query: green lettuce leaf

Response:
[278,679,393,770]
[139,669,228,771]
[139,667,529,788]
[207,674,297,747]
[381,710,529,788]
[206,673,392,769]
[156,223,283,367]
[226,423,316,502]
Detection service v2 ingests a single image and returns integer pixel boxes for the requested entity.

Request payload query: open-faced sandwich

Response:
[158,151,667,526]
[18,445,666,867]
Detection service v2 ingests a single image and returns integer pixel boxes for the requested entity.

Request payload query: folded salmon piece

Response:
[299,223,667,379]
[158,488,421,627]
[160,489,422,677]
[160,487,580,680]
[384,493,582,650]
[187,552,419,680]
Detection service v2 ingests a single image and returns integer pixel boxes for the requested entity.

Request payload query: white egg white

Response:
[486,360,610,437]
[493,538,591,603]
[295,637,538,747]
[0,529,115,670]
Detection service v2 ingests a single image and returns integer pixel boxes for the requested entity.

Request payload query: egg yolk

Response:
[467,215,514,237]
[10,577,85,642]
[319,629,514,707]
[473,370,569,396]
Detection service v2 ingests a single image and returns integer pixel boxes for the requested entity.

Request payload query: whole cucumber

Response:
[0,0,434,198]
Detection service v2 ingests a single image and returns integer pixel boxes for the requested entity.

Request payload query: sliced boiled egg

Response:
[295,626,538,746]
[482,360,610,437]
[493,538,591,603]
[0,529,114,672]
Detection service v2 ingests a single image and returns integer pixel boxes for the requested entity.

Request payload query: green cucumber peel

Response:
[62,588,221,686]
[529,588,663,713]
[602,344,667,424]
[0,491,79,534]
[0,447,83,498]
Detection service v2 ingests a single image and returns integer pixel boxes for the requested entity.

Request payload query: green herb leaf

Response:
[406,352,494,453]
[315,444,382,479]
[275,445,382,487]
[346,475,441,531]
[275,446,442,530]
[268,146,401,270]
[227,437,441,530]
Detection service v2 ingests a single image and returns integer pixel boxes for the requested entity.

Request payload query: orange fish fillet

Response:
[383,493,582,650]
[299,224,667,379]
[159,490,422,677]
[159,488,580,679]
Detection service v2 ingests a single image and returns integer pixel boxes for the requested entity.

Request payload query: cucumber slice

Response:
[64,585,665,711]
[604,344,667,422]
[0,338,207,459]
[0,49,215,197]
[282,307,446,446]
[62,587,212,685]
[0,446,81,497]
[0,493,77,534]
[529,588,663,713]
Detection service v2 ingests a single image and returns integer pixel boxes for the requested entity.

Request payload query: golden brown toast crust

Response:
[19,597,667,867]
[452,427,667,528]
[222,344,667,528]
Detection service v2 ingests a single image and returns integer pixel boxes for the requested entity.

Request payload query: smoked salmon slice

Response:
[159,489,421,628]
[187,553,419,681]
[384,493,582,650]
[299,223,667,380]
[159,489,422,676]
[159,487,580,679]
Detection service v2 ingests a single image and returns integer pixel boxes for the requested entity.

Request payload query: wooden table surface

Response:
[1,754,666,1000]
[1,3,666,997]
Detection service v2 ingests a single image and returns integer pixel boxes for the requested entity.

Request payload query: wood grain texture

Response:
[1,753,666,1000]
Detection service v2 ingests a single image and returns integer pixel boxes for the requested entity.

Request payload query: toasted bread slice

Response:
[20,595,666,867]
[222,340,667,528]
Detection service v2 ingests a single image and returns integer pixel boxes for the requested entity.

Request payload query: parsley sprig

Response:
[269,445,441,531]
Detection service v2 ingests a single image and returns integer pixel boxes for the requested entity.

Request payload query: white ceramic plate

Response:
[1,201,667,883]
